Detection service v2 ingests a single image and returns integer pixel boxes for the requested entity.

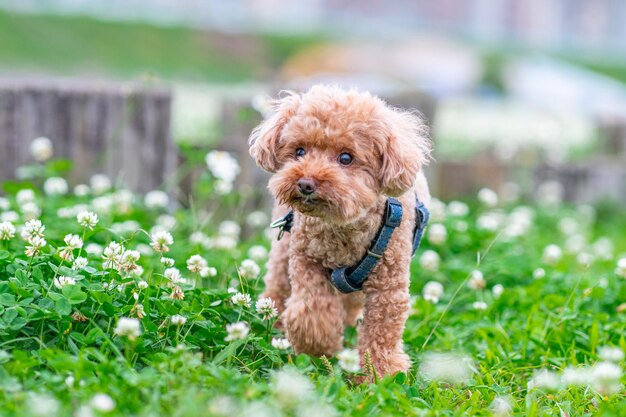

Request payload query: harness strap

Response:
[270,196,430,294]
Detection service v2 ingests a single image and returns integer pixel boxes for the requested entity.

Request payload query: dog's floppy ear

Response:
[249,92,301,173]
[378,109,432,197]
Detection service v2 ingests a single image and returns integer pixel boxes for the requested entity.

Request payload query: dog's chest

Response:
[294,217,378,269]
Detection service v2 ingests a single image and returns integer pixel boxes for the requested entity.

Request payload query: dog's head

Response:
[249,85,431,223]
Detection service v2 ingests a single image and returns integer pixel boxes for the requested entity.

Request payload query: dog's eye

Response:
[338,152,353,165]
[295,148,306,158]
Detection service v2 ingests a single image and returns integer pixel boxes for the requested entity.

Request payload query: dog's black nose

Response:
[297,178,317,195]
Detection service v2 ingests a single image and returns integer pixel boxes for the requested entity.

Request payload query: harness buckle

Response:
[384,198,403,228]
[270,211,294,241]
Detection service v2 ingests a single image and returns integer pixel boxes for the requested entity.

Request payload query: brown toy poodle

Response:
[249,85,432,378]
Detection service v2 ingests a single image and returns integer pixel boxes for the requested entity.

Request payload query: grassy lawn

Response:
[0,146,626,416]
[0,11,322,82]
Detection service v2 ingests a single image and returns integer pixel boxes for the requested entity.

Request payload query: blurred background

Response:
[1,0,626,204]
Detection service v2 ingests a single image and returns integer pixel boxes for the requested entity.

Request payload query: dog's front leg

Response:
[358,262,411,378]
[283,253,344,357]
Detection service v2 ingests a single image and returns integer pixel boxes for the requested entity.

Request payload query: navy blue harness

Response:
[270,196,430,294]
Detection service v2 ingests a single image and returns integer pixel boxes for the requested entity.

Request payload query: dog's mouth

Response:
[290,195,326,215]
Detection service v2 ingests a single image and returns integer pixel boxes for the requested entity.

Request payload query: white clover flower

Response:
[239,259,261,279]
[137,280,148,290]
[85,243,103,256]
[615,258,626,279]
[164,267,186,284]
[271,337,291,350]
[90,174,112,195]
[215,179,233,195]
[119,250,140,272]
[256,297,278,320]
[536,180,563,207]
[598,346,624,363]
[248,245,269,261]
[170,315,187,326]
[528,369,560,391]
[231,292,252,308]
[1,211,18,223]
[477,188,498,207]
[591,361,623,395]
[144,190,169,209]
[419,352,474,384]
[492,284,504,299]
[30,137,53,162]
[72,257,88,270]
[490,396,513,417]
[542,244,563,265]
[454,220,468,233]
[25,235,46,257]
[271,368,313,407]
[219,220,241,238]
[156,215,177,233]
[562,366,592,386]
[28,393,60,417]
[577,252,594,266]
[447,201,469,217]
[428,198,446,222]
[114,317,141,340]
[558,217,579,235]
[247,210,269,228]
[190,231,210,247]
[419,250,440,272]
[200,266,217,278]
[16,189,36,205]
[43,177,68,196]
[533,268,546,279]
[53,275,76,289]
[77,210,99,230]
[206,151,240,184]
[212,235,237,250]
[21,219,45,241]
[337,349,361,373]
[468,270,486,290]
[0,197,10,211]
[422,281,444,304]
[472,301,488,311]
[427,223,447,246]
[0,221,15,240]
[186,255,208,273]
[91,393,116,412]
[59,247,75,262]
[21,202,41,220]
[225,322,249,341]
[64,234,83,250]
[102,242,124,269]
[73,184,90,197]
[593,237,614,260]
[150,230,173,253]
[113,189,133,213]
[92,196,113,214]
[160,257,175,267]
[476,212,502,232]
[565,234,586,254]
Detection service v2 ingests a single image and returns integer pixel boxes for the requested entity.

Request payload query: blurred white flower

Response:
[21,202,41,220]
[536,180,563,207]
[565,234,586,254]
[137,280,148,290]
[256,297,278,320]
[73,184,90,197]
[186,254,208,273]
[477,188,498,207]
[16,189,36,205]
[30,137,53,162]
[85,243,103,256]
[542,244,562,265]
[472,301,488,311]
[247,210,269,228]
[64,234,83,250]
[476,213,501,232]
[490,396,513,417]
[500,182,521,203]
[422,281,444,304]
[164,267,185,284]
[577,252,594,266]
[231,292,252,308]
[160,257,175,267]
[591,361,622,395]
[615,258,626,279]
[43,177,68,196]
[558,217,579,235]
[215,179,233,195]
[248,245,269,261]
[454,220,468,233]
[72,256,88,270]
[170,315,187,326]
[91,393,116,412]
[225,322,249,341]
[114,317,141,340]
[53,276,76,289]
[419,352,474,384]
[598,346,624,363]
[200,266,217,278]
[271,337,291,350]
[0,197,10,211]
[28,393,60,417]
[1,211,18,223]
[119,250,141,273]
[77,211,99,230]
[447,201,469,217]
[135,243,153,256]
[92,196,113,214]
[592,237,614,261]
[219,220,241,239]
[533,268,546,279]
[190,231,210,247]
[337,349,361,373]
[528,369,560,391]
[21,219,45,241]
[562,366,592,386]
[113,189,133,213]
[239,259,261,279]
[420,250,440,272]
[0,221,15,240]
[428,198,446,222]
[206,151,240,184]
[144,190,169,209]
[212,235,238,250]
[427,223,447,245]
[90,174,112,195]
[151,230,173,253]
[25,235,46,257]
[492,284,504,299]
[468,270,486,290]
[271,368,313,407]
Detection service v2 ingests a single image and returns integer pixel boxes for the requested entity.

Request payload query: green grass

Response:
[0,11,322,82]
[1,153,626,416]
